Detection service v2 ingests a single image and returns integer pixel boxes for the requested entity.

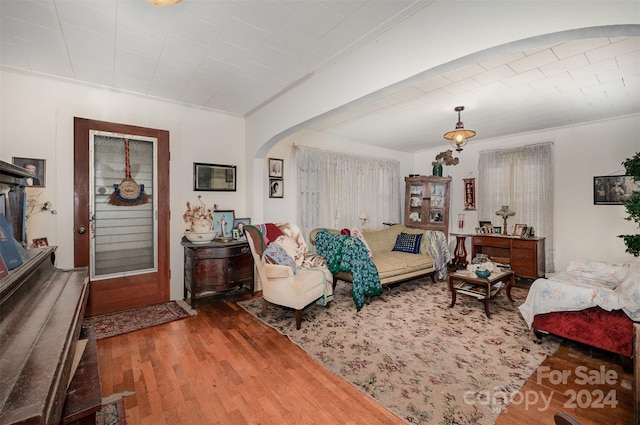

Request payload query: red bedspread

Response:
[532,307,634,357]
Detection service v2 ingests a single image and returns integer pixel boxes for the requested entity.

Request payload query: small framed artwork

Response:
[484,225,494,234]
[493,226,502,234]
[269,158,283,178]
[513,224,527,237]
[233,217,251,237]
[463,178,476,210]
[269,179,283,198]
[32,237,49,247]
[12,157,45,187]
[594,175,635,205]
[212,210,235,238]
[193,163,236,191]
[479,220,492,228]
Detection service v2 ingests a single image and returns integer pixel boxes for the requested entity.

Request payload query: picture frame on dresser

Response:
[513,224,527,237]
[212,210,235,238]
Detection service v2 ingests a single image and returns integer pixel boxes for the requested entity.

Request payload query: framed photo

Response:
[233,217,251,237]
[493,226,502,234]
[269,179,283,198]
[513,224,527,237]
[32,237,49,247]
[12,157,45,187]
[193,163,236,191]
[594,175,635,205]
[484,225,494,234]
[212,210,235,238]
[479,220,492,228]
[269,158,283,178]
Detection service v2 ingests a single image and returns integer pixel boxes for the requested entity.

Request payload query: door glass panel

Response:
[408,184,423,222]
[90,131,157,280]
[430,183,445,223]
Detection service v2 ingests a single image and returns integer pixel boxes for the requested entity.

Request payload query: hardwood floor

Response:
[97,290,635,424]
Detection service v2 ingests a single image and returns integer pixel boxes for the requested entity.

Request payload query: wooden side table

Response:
[182,237,254,308]
[448,269,514,318]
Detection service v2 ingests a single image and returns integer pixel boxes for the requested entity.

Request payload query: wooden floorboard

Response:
[97,290,635,425]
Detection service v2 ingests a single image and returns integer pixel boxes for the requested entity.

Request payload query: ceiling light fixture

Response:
[147,0,182,6]
[443,106,476,152]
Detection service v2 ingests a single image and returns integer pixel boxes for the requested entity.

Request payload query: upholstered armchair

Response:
[244,224,332,329]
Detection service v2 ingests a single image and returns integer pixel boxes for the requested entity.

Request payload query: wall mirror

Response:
[193,163,236,191]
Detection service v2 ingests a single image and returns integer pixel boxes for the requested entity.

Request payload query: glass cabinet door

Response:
[408,184,423,223]
[429,183,445,223]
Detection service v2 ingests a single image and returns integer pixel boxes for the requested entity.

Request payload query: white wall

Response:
[0,69,246,300]
[263,129,414,225]
[414,114,640,272]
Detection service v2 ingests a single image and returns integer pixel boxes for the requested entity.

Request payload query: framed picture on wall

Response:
[12,157,45,188]
[268,158,283,178]
[193,163,236,191]
[594,175,635,205]
[269,179,283,198]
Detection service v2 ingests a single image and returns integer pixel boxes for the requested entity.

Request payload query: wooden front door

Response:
[74,118,170,316]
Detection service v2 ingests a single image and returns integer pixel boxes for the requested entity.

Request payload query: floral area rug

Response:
[96,396,128,425]
[84,301,194,339]
[238,277,560,425]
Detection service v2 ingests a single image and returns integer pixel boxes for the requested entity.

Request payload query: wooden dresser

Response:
[181,237,254,308]
[471,235,545,279]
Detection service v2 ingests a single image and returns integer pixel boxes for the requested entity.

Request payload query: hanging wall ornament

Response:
[108,138,148,206]
[463,178,476,211]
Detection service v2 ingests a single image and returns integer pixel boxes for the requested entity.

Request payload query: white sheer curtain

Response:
[478,142,554,273]
[296,146,401,241]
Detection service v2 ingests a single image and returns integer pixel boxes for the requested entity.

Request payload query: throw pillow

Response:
[350,228,372,257]
[340,228,351,236]
[263,243,296,274]
[392,232,423,254]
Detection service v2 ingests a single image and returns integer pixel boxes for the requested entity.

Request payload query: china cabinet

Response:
[404,176,451,238]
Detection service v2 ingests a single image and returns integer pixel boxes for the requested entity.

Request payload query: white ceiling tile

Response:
[181,0,238,27]
[15,36,73,77]
[364,0,415,18]
[443,64,485,83]
[478,51,526,70]
[551,38,610,60]
[55,1,116,37]
[0,41,30,68]
[587,37,640,63]
[509,49,558,74]
[1,0,59,30]
[503,69,546,88]
[443,78,483,95]
[529,72,573,90]
[62,23,115,68]
[555,75,600,93]
[116,28,163,60]
[539,54,589,77]
[199,56,239,79]
[147,78,183,100]
[233,1,293,34]
[160,34,209,66]
[473,65,517,85]
[334,5,383,41]
[286,1,342,38]
[169,13,222,48]
[617,50,640,68]
[113,75,150,94]
[569,58,618,80]
[321,0,366,18]
[598,63,640,84]
[73,59,113,86]
[266,23,318,56]
[178,80,215,106]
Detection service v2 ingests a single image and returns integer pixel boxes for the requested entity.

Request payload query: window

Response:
[478,142,554,273]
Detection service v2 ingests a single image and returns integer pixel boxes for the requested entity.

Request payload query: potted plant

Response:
[619,152,640,256]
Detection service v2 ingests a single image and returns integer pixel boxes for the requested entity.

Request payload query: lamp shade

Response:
[495,205,515,218]
[443,106,476,152]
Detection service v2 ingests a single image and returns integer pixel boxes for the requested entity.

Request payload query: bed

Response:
[519,259,640,363]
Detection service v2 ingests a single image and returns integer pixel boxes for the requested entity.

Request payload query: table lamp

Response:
[495,206,515,235]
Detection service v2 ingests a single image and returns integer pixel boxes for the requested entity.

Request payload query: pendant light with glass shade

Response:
[443,106,476,152]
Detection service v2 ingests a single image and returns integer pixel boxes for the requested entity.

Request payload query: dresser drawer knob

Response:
[241,247,250,254]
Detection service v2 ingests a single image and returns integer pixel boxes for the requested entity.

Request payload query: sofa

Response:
[309,224,450,289]
[519,259,640,364]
